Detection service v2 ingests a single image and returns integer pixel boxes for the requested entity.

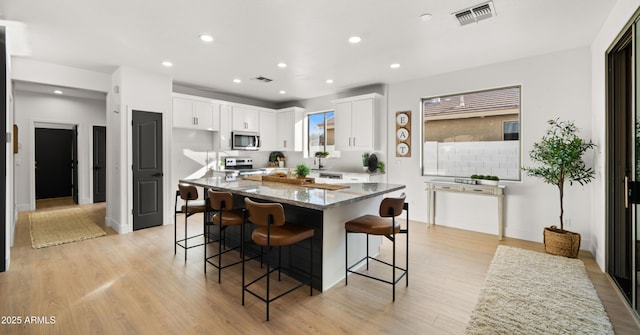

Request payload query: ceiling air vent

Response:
[253,76,273,83]
[453,1,496,26]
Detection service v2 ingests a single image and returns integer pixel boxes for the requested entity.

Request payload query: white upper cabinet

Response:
[215,104,233,150]
[276,107,304,152]
[333,93,381,151]
[259,110,277,151]
[172,95,218,131]
[232,107,259,132]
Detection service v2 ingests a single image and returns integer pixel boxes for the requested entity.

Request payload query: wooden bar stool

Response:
[345,193,409,301]
[174,184,207,261]
[242,197,314,321]
[205,190,245,282]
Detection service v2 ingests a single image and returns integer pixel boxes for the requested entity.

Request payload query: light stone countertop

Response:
[180,176,405,211]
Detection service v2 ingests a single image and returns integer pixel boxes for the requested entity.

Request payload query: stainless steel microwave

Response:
[231,131,260,150]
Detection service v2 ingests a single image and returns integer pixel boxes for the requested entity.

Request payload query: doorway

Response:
[93,126,106,203]
[132,110,163,230]
[607,18,639,316]
[35,127,78,203]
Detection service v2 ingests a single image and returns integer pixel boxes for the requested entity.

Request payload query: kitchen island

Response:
[180,176,405,291]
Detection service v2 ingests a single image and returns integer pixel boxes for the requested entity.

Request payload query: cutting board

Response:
[302,183,350,190]
[242,175,348,190]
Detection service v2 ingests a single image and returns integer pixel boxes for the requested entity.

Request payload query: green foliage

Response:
[314,151,330,157]
[376,162,385,173]
[522,119,595,230]
[295,163,311,177]
[362,153,370,166]
[470,174,500,181]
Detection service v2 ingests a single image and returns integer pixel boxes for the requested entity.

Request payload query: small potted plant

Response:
[295,163,311,179]
[470,174,500,186]
[314,151,330,158]
[362,153,370,171]
[522,119,595,258]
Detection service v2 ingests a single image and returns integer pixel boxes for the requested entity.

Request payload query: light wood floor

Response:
[1,202,639,334]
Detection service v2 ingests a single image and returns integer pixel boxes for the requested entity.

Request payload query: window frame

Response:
[420,85,522,181]
[307,109,336,157]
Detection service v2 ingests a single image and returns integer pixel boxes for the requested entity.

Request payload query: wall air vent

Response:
[253,76,273,83]
[453,1,496,26]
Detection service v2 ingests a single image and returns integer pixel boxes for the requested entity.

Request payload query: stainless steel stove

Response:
[223,157,266,176]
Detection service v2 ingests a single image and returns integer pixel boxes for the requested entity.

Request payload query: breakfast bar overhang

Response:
[180,176,406,291]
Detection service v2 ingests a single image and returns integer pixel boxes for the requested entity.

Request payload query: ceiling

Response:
[0,0,617,103]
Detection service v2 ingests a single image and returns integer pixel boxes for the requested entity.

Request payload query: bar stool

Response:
[345,193,409,301]
[242,197,314,321]
[175,184,207,261]
[205,190,245,282]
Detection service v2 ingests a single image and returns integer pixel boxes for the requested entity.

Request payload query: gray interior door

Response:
[72,125,78,204]
[1,26,6,272]
[93,126,106,203]
[132,110,163,230]
[35,128,73,199]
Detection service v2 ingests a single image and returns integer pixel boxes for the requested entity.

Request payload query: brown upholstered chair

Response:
[242,197,314,321]
[205,190,245,282]
[175,184,207,261]
[345,193,409,301]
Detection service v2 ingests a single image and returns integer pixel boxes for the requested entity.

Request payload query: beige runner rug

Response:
[466,246,614,335]
[29,207,106,249]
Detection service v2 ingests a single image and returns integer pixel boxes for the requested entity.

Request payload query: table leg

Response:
[498,194,504,240]
[427,187,436,226]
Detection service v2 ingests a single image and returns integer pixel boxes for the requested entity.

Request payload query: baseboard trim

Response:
[106,217,129,234]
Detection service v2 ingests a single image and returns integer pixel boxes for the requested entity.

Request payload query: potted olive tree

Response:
[522,119,595,258]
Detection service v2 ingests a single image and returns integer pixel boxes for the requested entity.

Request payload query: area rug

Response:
[465,246,614,335]
[29,207,106,249]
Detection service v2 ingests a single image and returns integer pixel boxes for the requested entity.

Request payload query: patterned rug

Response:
[466,246,614,335]
[29,207,106,249]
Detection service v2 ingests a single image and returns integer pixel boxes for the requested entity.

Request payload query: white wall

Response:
[12,58,110,93]
[107,67,172,233]
[5,39,13,270]
[13,90,106,210]
[171,128,215,198]
[590,0,640,270]
[387,47,594,249]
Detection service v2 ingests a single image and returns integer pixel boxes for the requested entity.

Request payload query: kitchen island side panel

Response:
[322,195,383,291]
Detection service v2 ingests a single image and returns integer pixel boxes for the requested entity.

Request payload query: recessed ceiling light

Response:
[348,36,362,44]
[277,62,287,68]
[162,61,173,67]
[390,63,401,69]
[419,13,433,21]
[279,90,286,94]
[326,79,334,84]
[53,90,63,94]
[199,34,214,42]
[233,78,242,84]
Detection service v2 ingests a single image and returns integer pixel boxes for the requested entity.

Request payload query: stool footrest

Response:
[347,255,407,285]
[175,234,205,250]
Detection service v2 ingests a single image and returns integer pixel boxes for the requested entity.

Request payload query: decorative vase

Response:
[543,226,581,258]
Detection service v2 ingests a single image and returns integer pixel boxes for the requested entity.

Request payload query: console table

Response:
[425,180,506,240]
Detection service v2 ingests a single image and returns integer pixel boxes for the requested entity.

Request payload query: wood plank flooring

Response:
[1,202,639,334]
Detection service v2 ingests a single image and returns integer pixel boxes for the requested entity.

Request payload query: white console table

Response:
[425,180,506,240]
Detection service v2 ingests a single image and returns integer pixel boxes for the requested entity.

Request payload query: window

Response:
[308,110,335,156]
[503,120,519,140]
[421,86,521,180]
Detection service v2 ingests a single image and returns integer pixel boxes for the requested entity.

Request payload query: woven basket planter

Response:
[543,226,581,258]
